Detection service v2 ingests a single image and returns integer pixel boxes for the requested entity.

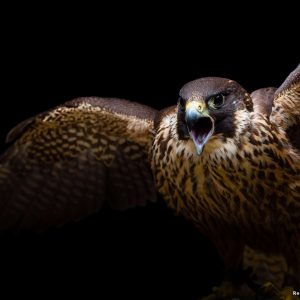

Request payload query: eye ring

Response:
[178,97,186,110]
[208,93,225,109]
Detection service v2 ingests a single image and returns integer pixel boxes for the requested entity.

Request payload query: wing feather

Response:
[251,87,277,117]
[270,64,300,151]
[0,97,157,232]
[271,64,300,129]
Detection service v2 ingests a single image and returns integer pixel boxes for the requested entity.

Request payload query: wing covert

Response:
[271,64,300,150]
[0,97,157,232]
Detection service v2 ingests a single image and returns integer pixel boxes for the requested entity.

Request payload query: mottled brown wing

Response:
[271,64,300,150]
[251,87,277,116]
[0,97,157,232]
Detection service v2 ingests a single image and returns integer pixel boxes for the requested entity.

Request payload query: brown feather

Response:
[271,65,300,152]
[275,64,300,99]
[251,87,277,117]
[151,74,300,292]
[6,116,37,144]
[271,64,300,130]
[0,97,157,232]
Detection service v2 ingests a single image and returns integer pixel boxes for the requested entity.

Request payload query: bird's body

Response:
[0,65,299,298]
[152,97,300,277]
[151,70,300,298]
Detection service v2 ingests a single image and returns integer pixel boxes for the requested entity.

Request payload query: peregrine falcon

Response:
[0,65,299,299]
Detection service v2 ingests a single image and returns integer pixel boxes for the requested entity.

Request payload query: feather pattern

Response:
[0,97,157,232]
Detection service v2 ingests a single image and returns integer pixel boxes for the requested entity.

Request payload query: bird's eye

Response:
[208,94,225,109]
[178,97,186,110]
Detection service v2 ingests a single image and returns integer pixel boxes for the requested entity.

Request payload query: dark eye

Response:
[208,93,225,109]
[178,97,186,110]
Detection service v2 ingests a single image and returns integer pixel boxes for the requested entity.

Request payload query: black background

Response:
[0,6,299,300]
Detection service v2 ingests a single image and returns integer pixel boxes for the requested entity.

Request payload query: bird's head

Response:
[177,77,253,155]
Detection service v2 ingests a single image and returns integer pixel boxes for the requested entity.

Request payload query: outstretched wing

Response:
[0,97,157,232]
[271,64,300,150]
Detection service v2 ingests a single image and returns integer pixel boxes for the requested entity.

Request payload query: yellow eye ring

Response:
[208,94,225,109]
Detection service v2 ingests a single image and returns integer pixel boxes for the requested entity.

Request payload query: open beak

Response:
[185,100,214,155]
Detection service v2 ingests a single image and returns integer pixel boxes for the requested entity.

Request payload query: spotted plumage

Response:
[0,65,299,298]
[151,68,300,298]
[0,97,157,231]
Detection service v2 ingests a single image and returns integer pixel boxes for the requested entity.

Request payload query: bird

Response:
[0,65,299,299]
[151,66,300,299]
